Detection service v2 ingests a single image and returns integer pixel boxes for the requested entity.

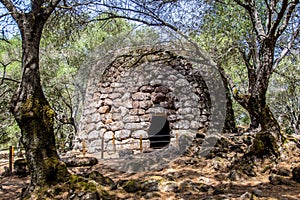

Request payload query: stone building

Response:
[78,47,211,157]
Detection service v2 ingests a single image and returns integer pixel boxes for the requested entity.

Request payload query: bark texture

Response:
[1,0,70,190]
[219,67,237,133]
[229,0,300,156]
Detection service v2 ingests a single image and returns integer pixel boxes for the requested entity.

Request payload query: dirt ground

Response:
[1,134,300,200]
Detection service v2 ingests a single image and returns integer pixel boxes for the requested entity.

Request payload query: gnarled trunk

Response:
[246,40,281,157]
[10,15,69,189]
[232,39,282,157]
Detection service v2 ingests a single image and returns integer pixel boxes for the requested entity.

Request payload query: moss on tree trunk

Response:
[15,96,70,193]
[246,96,282,158]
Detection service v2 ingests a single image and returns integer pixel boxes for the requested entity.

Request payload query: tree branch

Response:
[238,47,253,71]
[0,37,11,44]
[0,88,13,98]
[275,0,299,38]
[0,60,22,84]
[269,0,288,36]
[0,12,11,18]
[217,64,249,109]
[234,0,266,40]
[0,77,20,84]
[42,0,62,16]
[265,0,277,34]
[273,24,300,70]
[233,0,250,8]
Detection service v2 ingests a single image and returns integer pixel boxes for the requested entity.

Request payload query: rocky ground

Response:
[1,132,300,200]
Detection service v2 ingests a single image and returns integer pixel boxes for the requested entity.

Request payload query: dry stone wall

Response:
[78,48,211,155]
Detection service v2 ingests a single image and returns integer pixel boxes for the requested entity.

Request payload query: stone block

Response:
[100,93,108,99]
[90,100,102,108]
[98,128,107,137]
[139,85,154,93]
[147,106,166,114]
[112,113,122,121]
[174,102,183,108]
[90,113,101,123]
[191,108,201,116]
[104,99,113,106]
[175,78,188,87]
[124,101,133,109]
[123,115,140,123]
[100,113,113,123]
[113,87,126,93]
[184,114,195,121]
[125,123,144,130]
[108,93,122,99]
[132,130,148,139]
[102,87,113,94]
[167,75,177,81]
[86,123,96,133]
[115,130,131,140]
[104,131,114,142]
[129,109,146,115]
[140,114,151,122]
[132,101,139,108]
[151,92,167,103]
[89,140,102,152]
[121,92,131,100]
[183,100,198,107]
[88,130,99,140]
[154,86,170,94]
[120,106,129,116]
[190,121,202,129]
[110,121,124,131]
[139,101,152,109]
[150,79,162,86]
[202,109,210,115]
[178,107,192,115]
[174,120,190,129]
[132,92,150,100]
[102,82,111,87]
[198,101,206,109]
[160,101,173,108]
[111,82,124,87]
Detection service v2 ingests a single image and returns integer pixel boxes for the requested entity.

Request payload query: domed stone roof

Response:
[78,47,211,159]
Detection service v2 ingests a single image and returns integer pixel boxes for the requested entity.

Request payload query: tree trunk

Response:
[10,15,69,189]
[219,67,237,133]
[245,40,282,157]
[247,95,281,157]
[248,115,259,130]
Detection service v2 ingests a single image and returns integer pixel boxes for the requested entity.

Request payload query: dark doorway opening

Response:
[148,115,171,149]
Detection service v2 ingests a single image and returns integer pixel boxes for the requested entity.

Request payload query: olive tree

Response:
[0,0,74,189]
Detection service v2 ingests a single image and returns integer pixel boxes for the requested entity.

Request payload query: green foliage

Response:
[0,15,132,149]
[39,17,132,150]
[0,37,22,148]
[268,54,300,134]
[194,1,252,127]
[197,0,300,131]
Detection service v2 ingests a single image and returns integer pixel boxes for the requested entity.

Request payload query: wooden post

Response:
[176,130,179,145]
[140,135,143,153]
[101,137,104,159]
[9,146,14,173]
[112,133,116,153]
[82,139,86,157]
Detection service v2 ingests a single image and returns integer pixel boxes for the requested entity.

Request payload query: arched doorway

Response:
[148,114,171,149]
